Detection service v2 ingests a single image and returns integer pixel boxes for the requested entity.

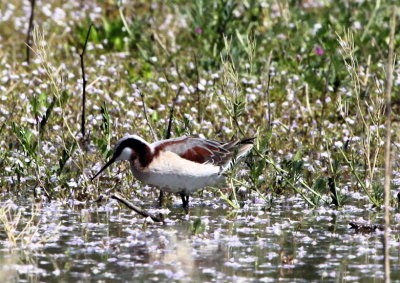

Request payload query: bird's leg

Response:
[180,193,190,213]
[180,193,186,207]
[185,195,190,207]
[158,191,164,208]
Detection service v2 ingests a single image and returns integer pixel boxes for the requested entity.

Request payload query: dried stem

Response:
[26,0,35,64]
[139,90,158,141]
[165,87,182,139]
[152,75,183,207]
[265,51,273,131]
[111,193,164,223]
[79,24,93,138]
[193,53,201,122]
[383,7,396,283]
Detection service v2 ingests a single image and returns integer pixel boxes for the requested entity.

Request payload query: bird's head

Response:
[91,135,152,180]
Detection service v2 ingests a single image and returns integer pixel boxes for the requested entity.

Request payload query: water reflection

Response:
[0,197,399,282]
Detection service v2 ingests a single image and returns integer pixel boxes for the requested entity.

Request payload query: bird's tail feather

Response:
[220,137,255,172]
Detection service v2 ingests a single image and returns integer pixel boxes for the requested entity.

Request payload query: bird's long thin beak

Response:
[91,156,116,181]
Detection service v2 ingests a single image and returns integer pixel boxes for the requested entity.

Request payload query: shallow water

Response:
[0,195,399,282]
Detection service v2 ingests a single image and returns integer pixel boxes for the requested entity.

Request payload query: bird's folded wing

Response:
[153,137,232,166]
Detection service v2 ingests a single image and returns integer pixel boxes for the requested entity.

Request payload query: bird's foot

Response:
[158,191,164,208]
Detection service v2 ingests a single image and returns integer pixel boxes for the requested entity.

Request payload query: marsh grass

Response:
[0,0,398,211]
[0,203,59,248]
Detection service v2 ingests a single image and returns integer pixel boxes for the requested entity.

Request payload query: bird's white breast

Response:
[130,151,224,194]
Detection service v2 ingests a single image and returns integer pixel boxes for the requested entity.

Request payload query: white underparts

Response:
[130,151,225,195]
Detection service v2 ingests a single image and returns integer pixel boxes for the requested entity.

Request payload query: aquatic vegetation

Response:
[0,201,60,249]
[0,0,399,281]
[0,198,398,281]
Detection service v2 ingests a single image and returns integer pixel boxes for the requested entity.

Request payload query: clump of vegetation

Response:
[0,0,398,211]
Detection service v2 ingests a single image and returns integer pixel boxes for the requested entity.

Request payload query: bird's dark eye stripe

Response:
[114,138,149,164]
[117,139,142,152]
[128,139,146,149]
[114,145,123,157]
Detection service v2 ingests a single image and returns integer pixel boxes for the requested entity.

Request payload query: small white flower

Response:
[197,83,205,91]
[312,23,322,34]
[334,141,343,148]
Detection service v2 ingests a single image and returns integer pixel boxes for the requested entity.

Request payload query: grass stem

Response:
[79,24,93,138]
[383,7,396,283]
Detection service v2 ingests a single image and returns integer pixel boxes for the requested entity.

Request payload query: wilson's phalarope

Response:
[92,135,254,210]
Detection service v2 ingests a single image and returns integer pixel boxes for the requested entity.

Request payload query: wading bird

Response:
[92,135,254,210]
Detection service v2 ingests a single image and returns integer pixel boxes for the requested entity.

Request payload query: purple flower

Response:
[315,46,325,56]
[195,27,202,34]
